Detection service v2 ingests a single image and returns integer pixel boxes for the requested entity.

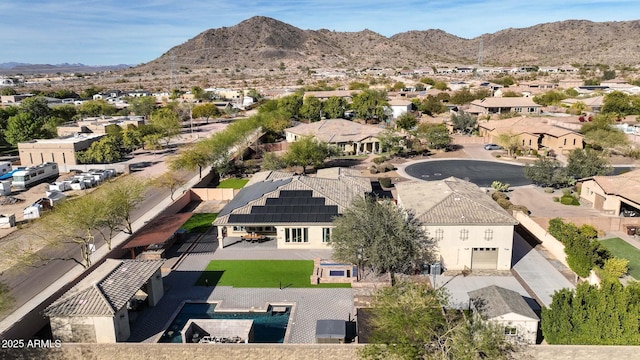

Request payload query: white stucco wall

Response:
[490,313,539,345]
[51,315,117,343]
[580,180,621,215]
[424,224,514,270]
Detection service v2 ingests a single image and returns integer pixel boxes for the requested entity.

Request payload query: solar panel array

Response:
[228,189,338,223]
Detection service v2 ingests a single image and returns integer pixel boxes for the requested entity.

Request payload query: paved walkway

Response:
[128,236,352,344]
[511,233,575,307]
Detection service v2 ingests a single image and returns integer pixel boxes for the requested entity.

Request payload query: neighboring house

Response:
[44,259,165,343]
[578,169,640,216]
[213,168,371,250]
[387,98,413,119]
[478,117,584,154]
[518,80,557,91]
[468,97,542,116]
[57,116,145,137]
[561,96,604,113]
[303,90,360,102]
[285,119,386,155]
[395,178,518,271]
[468,285,539,344]
[18,133,106,169]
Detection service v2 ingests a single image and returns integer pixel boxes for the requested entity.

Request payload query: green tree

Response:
[331,196,434,275]
[149,108,181,147]
[361,281,514,360]
[260,152,286,171]
[121,127,142,152]
[322,96,348,119]
[524,157,568,187]
[495,132,520,157]
[19,96,51,119]
[395,112,417,133]
[0,87,17,96]
[450,110,477,134]
[283,136,338,174]
[602,91,633,116]
[50,104,77,122]
[96,177,148,246]
[417,123,451,150]
[348,81,369,90]
[566,148,612,179]
[169,144,210,178]
[417,95,447,116]
[299,96,323,122]
[77,99,117,117]
[390,81,405,91]
[77,136,123,164]
[192,103,221,124]
[127,96,157,117]
[433,81,449,91]
[533,90,568,106]
[277,94,303,119]
[351,89,389,122]
[581,114,629,150]
[152,171,188,201]
[377,129,404,155]
[5,112,49,145]
[450,87,476,104]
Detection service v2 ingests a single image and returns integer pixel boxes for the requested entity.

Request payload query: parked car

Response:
[484,144,503,150]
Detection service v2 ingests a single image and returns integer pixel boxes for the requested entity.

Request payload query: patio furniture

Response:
[243,233,266,243]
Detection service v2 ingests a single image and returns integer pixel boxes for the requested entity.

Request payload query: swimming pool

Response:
[158,302,291,343]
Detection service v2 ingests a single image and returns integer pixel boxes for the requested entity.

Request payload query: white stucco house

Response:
[395,178,518,271]
[387,98,413,119]
[468,285,540,344]
[44,259,165,343]
[213,168,371,249]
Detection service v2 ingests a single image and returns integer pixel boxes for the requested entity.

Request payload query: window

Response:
[322,228,331,243]
[285,228,308,243]
[504,327,518,336]
[573,138,576,146]
[232,226,245,232]
[460,229,469,241]
[564,138,567,146]
[484,229,494,241]
[434,229,444,241]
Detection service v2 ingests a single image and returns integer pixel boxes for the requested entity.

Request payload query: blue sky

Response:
[1,0,638,66]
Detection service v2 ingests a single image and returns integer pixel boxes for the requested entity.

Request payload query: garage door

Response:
[594,194,605,211]
[472,248,498,269]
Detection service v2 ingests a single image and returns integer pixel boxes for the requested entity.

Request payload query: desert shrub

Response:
[496,198,512,209]
[380,162,395,172]
[552,196,560,202]
[516,149,523,156]
[491,191,509,201]
[544,187,554,193]
[560,195,580,206]
[509,204,530,214]
[495,154,501,158]
[531,149,538,156]
[378,177,392,188]
[369,165,378,174]
[372,156,387,165]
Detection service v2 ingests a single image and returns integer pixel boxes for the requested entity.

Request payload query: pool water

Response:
[159,302,291,343]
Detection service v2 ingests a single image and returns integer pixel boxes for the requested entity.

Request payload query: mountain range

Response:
[135,16,640,73]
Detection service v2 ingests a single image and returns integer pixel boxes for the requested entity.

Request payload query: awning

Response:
[123,212,193,249]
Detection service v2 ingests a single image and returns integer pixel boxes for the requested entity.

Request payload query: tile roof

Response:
[478,117,580,138]
[45,259,164,317]
[214,168,370,226]
[468,285,539,320]
[285,119,385,143]
[589,168,640,204]
[395,178,518,225]
[470,97,541,108]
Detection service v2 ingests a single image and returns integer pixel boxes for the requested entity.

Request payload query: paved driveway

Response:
[400,159,531,187]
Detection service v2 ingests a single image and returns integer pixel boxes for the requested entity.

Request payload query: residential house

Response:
[56,116,145,137]
[395,178,518,271]
[561,96,604,113]
[285,119,387,155]
[213,168,371,250]
[478,117,584,154]
[387,98,413,119]
[303,90,361,102]
[578,169,640,216]
[468,285,539,344]
[468,97,542,116]
[45,259,165,343]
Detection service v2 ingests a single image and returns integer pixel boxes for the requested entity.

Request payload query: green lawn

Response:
[216,178,249,189]
[600,237,640,279]
[179,213,217,233]
[196,260,351,288]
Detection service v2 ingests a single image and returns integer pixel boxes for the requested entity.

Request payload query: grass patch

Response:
[216,178,249,189]
[600,237,640,279]
[196,260,351,288]
[180,213,217,233]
